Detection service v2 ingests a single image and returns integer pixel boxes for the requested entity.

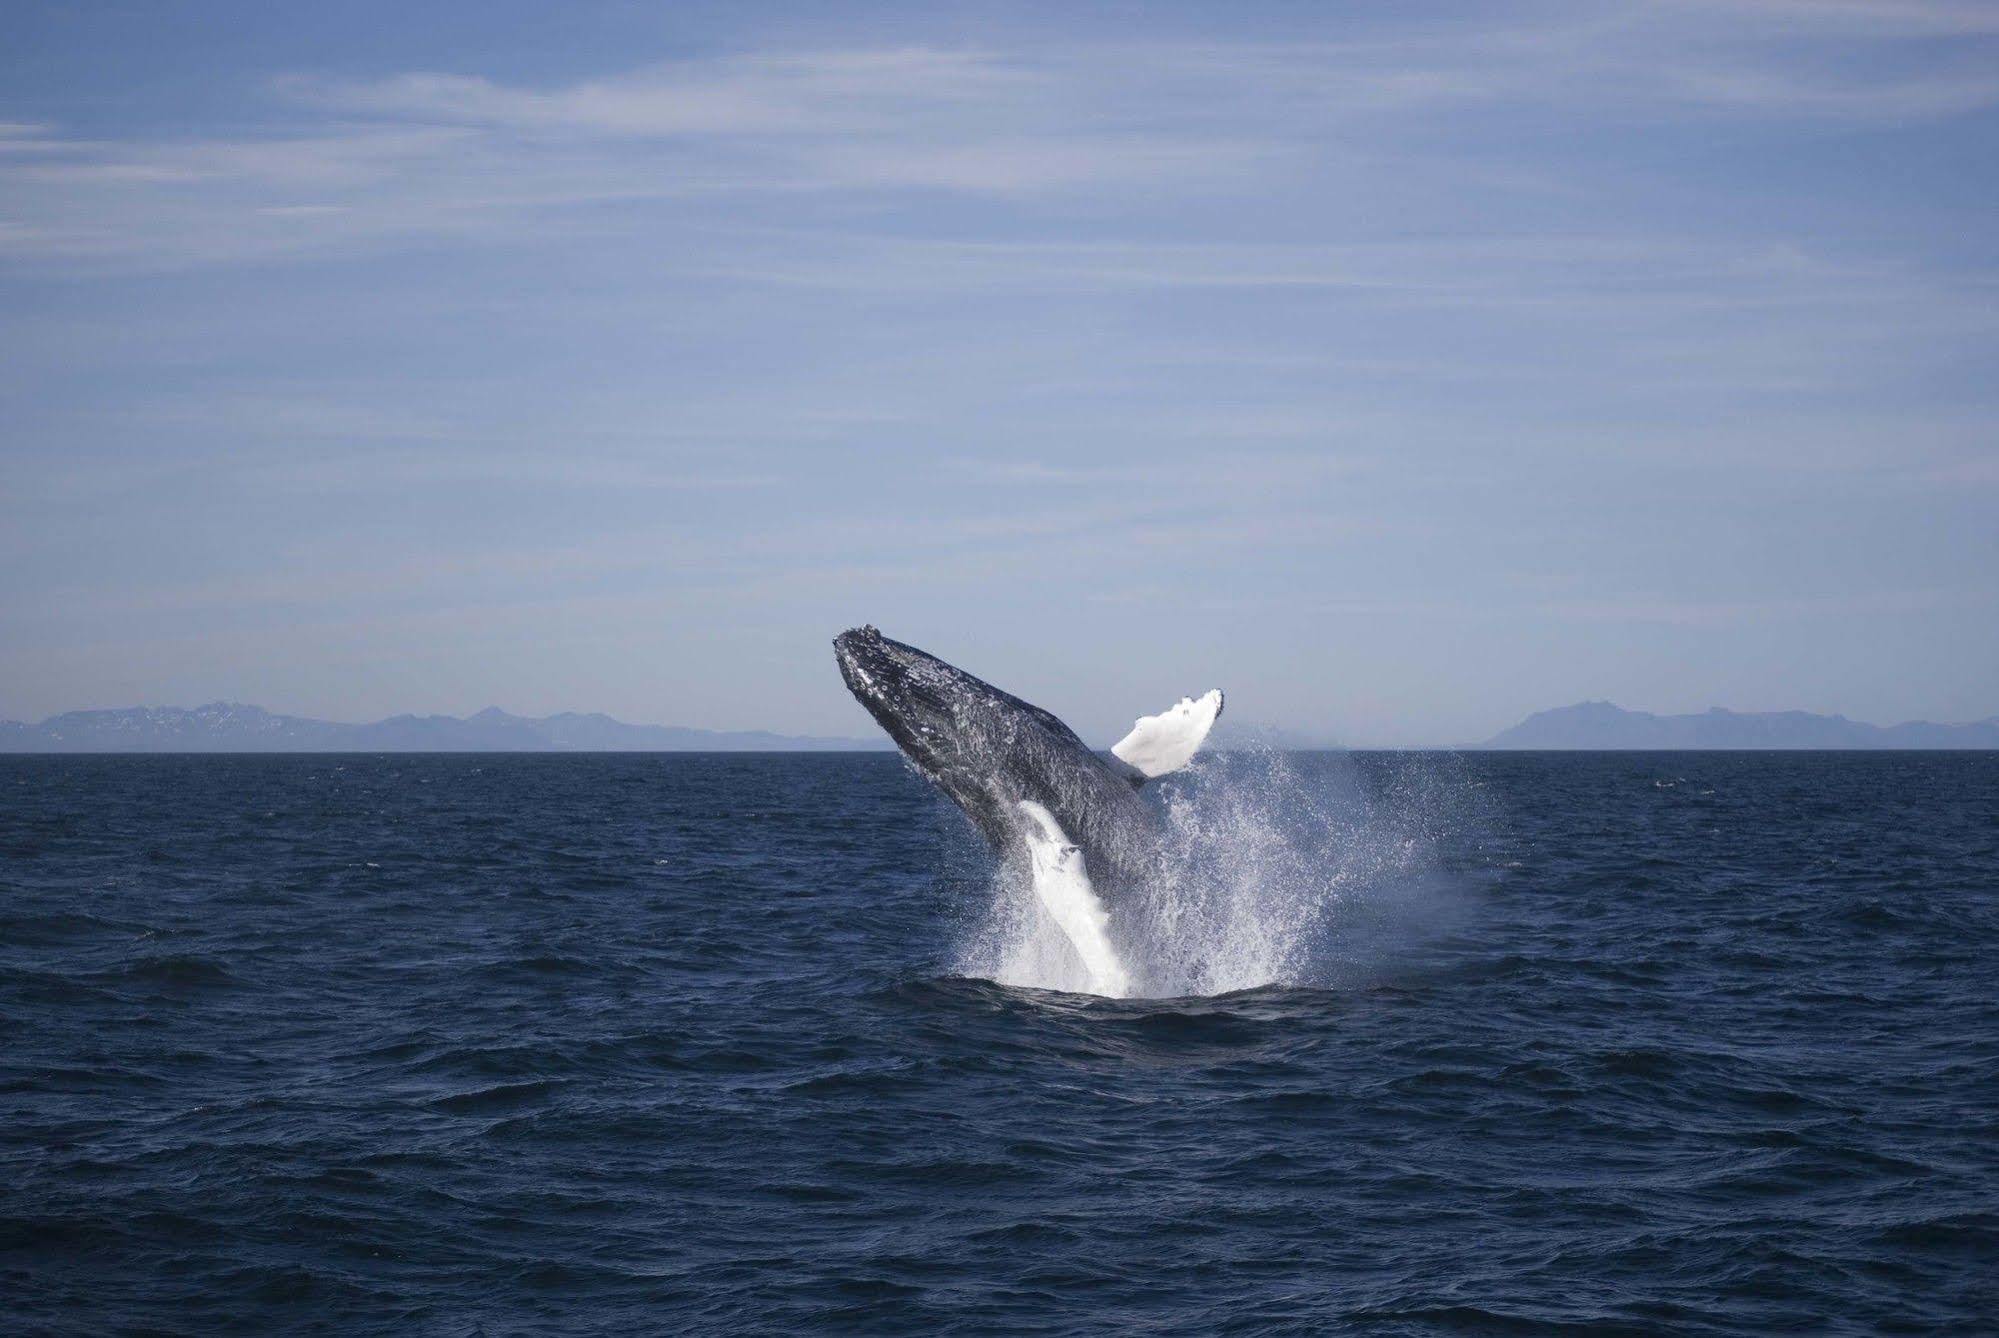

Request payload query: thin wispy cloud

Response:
[1,2,1994,739]
[3,13,1995,269]
[286,49,1039,136]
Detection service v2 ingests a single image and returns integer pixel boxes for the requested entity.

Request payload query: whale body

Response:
[832,625,1222,991]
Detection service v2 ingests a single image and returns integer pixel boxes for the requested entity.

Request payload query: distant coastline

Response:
[0,704,889,753]
[1479,701,1999,750]
[6,699,1997,753]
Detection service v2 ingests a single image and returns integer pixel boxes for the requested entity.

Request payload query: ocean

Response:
[3,751,1995,1334]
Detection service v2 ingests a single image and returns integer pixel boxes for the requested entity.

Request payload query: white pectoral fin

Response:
[1015,801,1128,998]
[1111,688,1224,780]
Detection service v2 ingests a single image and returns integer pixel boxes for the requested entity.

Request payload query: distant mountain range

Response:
[1482,701,1999,750]
[0,703,889,753]
[8,699,1994,753]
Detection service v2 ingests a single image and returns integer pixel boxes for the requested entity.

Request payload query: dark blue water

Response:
[4,752,1996,1334]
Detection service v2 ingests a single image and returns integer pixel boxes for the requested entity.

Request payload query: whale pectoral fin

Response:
[1015,801,1129,997]
[1111,688,1224,781]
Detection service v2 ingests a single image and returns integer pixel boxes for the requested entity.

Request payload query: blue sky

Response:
[2,1,1995,744]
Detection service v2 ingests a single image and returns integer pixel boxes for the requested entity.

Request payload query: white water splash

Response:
[959,749,1470,998]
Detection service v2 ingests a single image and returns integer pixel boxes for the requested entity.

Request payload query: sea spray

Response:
[958,747,1474,998]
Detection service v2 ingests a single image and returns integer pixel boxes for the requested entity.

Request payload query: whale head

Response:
[835,625,1007,798]
[833,625,1107,848]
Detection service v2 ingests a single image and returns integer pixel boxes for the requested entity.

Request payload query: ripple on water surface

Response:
[2,751,1996,1334]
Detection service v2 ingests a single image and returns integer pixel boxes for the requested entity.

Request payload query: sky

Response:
[2,0,1995,746]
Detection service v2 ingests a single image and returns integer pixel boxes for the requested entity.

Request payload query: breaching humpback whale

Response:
[833,625,1223,993]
